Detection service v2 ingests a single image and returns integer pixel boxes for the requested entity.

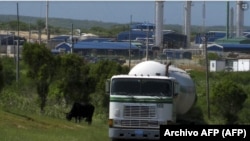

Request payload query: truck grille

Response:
[121,120,158,128]
[123,106,156,118]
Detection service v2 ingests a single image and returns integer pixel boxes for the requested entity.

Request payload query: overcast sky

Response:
[0,1,249,27]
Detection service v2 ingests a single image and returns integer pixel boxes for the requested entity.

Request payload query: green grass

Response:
[0,109,109,141]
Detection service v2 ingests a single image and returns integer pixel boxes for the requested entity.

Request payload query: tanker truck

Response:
[106,60,196,141]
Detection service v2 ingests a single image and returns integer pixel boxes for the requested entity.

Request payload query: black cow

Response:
[66,102,95,125]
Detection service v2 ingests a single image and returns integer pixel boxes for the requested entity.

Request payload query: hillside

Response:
[0,108,109,141]
[0,14,123,30]
[1,14,250,33]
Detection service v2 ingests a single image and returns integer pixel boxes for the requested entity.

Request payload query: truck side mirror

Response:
[105,79,110,94]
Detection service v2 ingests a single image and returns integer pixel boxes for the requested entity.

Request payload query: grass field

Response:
[0,109,109,141]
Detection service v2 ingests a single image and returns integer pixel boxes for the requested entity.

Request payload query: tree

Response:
[237,97,250,124]
[0,57,16,86]
[88,60,129,119]
[22,42,56,113]
[8,21,29,31]
[57,54,90,104]
[211,80,247,124]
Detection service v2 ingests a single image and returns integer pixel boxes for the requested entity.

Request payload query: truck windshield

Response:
[111,78,172,96]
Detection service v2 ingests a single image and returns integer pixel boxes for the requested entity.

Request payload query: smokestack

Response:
[155,0,164,50]
[165,62,171,77]
[226,1,229,39]
[230,7,234,38]
[236,0,244,37]
[184,1,191,48]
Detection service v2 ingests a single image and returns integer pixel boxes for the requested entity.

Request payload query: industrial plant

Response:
[0,1,250,71]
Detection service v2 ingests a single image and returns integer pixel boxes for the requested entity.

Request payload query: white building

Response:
[210,59,250,72]
[233,59,250,71]
[210,60,226,72]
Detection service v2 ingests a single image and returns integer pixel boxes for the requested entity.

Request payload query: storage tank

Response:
[128,61,196,115]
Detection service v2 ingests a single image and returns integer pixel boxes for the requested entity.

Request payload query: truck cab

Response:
[106,61,196,141]
[106,75,179,140]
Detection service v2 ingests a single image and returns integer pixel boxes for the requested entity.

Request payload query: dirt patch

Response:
[0,30,56,42]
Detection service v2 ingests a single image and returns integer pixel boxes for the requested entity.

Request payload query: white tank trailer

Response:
[107,61,196,141]
[129,61,196,115]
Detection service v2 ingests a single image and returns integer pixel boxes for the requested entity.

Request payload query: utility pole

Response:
[29,21,31,42]
[46,0,49,42]
[202,1,206,33]
[16,2,20,83]
[204,35,210,119]
[199,32,214,119]
[71,23,74,54]
[10,32,15,62]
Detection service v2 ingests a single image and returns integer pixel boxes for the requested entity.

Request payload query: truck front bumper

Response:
[109,127,159,140]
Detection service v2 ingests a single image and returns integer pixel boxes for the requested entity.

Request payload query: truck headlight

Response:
[109,119,121,127]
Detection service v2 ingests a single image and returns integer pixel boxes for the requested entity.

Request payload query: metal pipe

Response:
[226,1,229,39]
[129,15,132,69]
[184,1,191,48]
[71,23,74,54]
[155,1,164,50]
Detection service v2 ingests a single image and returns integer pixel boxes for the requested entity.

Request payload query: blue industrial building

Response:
[162,49,192,59]
[195,31,227,44]
[53,41,140,57]
[195,31,250,44]
[117,30,187,50]
[0,34,26,45]
[117,30,154,41]
[50,35,70,42]
[51,22,189,60]
[117,23,155,42]
[163,32,187,49]
[130,23,155,30]
[207,43,250,53]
